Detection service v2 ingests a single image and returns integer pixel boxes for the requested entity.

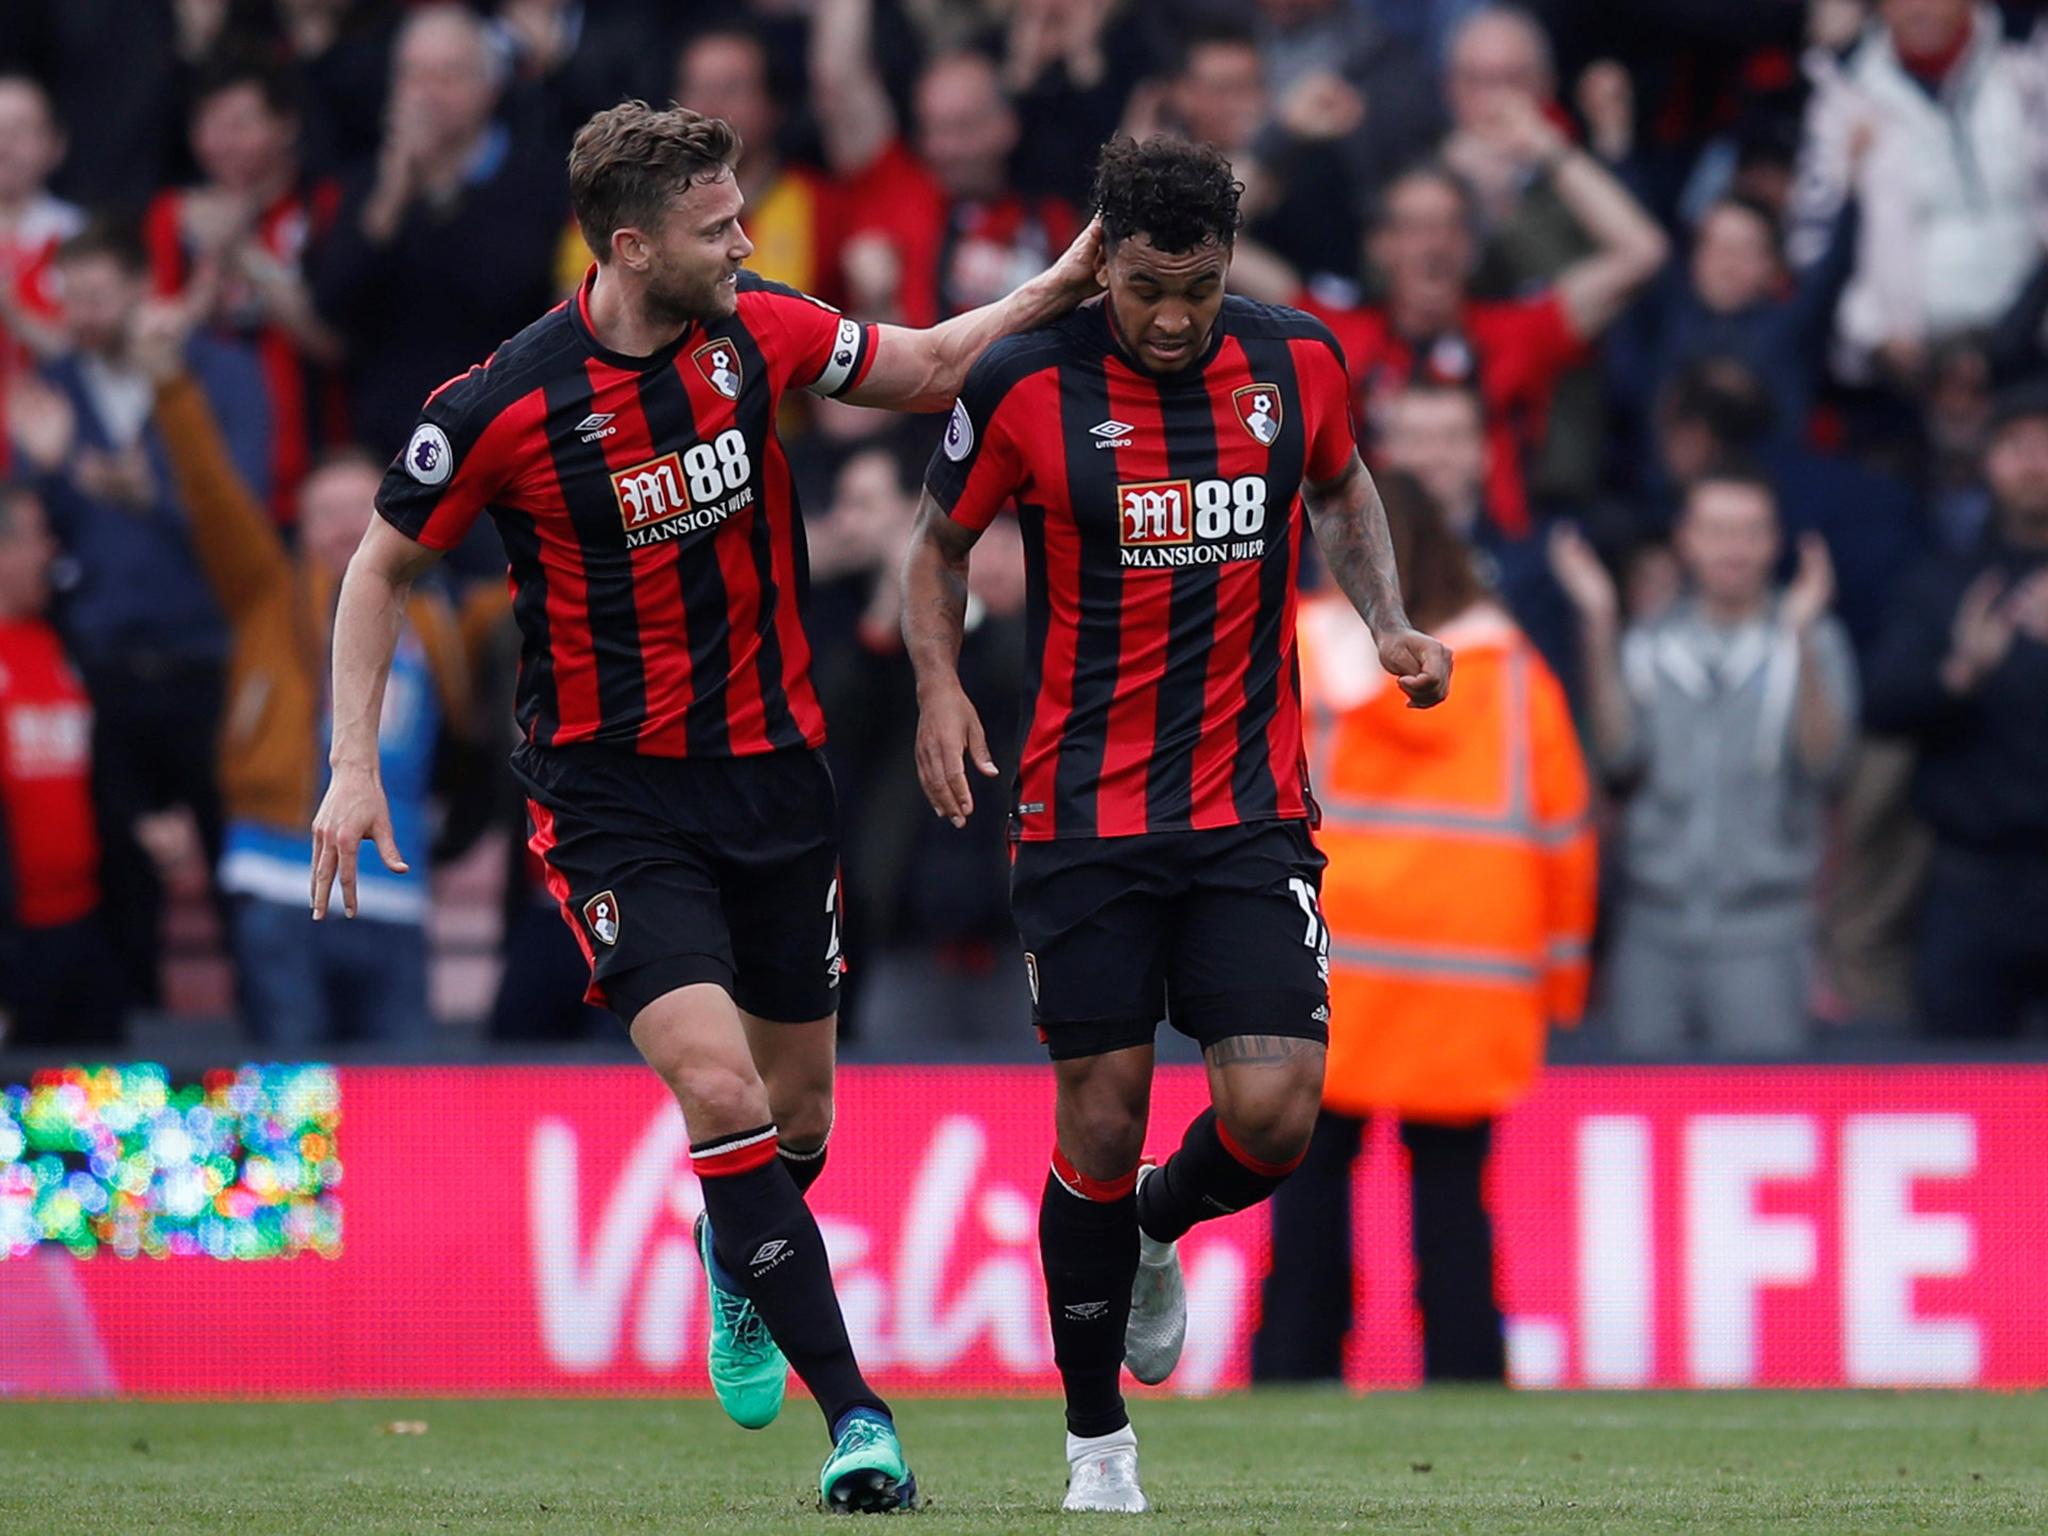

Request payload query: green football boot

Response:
[694,1213,787,1430]
[820,1409,918,1514]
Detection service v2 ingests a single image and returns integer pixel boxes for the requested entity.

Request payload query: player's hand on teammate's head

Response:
[1379,628,1454,710]
[914,681,999,829]
[1048,216,1107,304]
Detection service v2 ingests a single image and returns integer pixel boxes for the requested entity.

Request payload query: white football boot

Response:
[1124,1165,1187,1385]
[1063,1424,1151,1513]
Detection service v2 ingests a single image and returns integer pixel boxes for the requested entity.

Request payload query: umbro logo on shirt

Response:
[577,412,617,442]
[1089,419,1134,450]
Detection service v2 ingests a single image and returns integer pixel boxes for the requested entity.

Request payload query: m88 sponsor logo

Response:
[1116,476,1268,568]
[609,429,755,549]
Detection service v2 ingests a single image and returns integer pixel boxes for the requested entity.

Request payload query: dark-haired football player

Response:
[904,135,1451,1508]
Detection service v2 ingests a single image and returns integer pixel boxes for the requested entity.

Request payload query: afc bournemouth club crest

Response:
[1233,384,1282,447]
[693,339,742,400]
[582,890,620,946]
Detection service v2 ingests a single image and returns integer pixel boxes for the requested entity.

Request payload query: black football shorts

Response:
[1008,819,1331,1061]
[513,740,846,1026]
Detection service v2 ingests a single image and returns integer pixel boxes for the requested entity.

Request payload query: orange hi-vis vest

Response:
[1300,597,1597,1123]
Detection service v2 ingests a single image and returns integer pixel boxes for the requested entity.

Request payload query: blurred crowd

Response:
[1,0,2046,1060]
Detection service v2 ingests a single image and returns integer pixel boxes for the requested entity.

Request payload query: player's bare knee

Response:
[1061,1109,1145,1181]
[1055,1054,1150,1180]
[774,1086,834,1152]
[1214,1047,1324,1168]
[1225,1091,1319,1170]
[1217,1098,1314,1170]
[1063,1080,1147,1174]
[669,1063,772,1140]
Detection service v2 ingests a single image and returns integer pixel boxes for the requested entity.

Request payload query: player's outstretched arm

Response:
[310,515,443,919]
[1304,452,1453,709]
[840,219,1104,413]
[901,492,996,826]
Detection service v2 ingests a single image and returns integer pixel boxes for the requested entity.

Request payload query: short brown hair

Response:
[569,101,740,261]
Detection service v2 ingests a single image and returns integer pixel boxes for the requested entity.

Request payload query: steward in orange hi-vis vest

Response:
[1254,473,1585,1384]
[1299,593,1597,1124]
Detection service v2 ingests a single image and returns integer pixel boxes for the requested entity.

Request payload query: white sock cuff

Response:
[1066,1424,1137,1461]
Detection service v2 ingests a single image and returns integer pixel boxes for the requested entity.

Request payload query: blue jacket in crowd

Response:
[40,335,270,664]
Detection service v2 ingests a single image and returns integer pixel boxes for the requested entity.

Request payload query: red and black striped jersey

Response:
[376,267,876,757]
[927,295,1355,842]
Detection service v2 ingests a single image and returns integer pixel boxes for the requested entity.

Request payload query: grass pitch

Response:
[3,1389,2044,1533]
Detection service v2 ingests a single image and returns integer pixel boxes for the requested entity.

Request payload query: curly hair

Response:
[1090,135,1243,254]
[570,101,740,261]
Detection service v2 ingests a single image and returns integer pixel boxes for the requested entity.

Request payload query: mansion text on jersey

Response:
[623,483,755,549]
[1121,538,1266,569]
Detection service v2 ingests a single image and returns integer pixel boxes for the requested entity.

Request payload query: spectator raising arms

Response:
[1613,177,1862,479]
[138,300,467,1050]
[312,3,563,460]
[1551,467,1857,1057]
[1239,89,1667,537]
[813,0,1076,326]
[144,55,346,525]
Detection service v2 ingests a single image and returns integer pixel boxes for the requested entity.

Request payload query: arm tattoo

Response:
[1305,456,1410,637]
[1205,1034,1322,1068]
[901,495,981,685]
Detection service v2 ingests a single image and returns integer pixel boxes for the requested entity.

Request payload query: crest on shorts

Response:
[693,339,743,400]
[583,890,620,946]
[1232,384,1282,447]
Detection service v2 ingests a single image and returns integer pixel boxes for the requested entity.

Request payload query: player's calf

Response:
[1043,1145,1141,1440]
[636,987,887,1439]
[1042,1049,1150,1441]
[1123,1043,1321,1388]
[692,1126,890,1437]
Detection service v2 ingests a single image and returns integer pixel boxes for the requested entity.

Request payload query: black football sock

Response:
[691,1126,887,1435]
[778,1123,830,1197]
[1137,1107,1306,1244]
[1041,1149,1139,1439]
